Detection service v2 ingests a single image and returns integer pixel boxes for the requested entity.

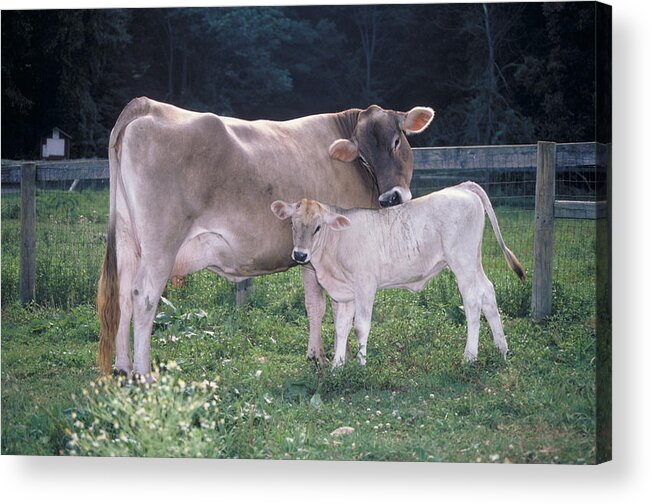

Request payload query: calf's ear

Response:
[328,139,359,162]
[271,200,295,220]
[324,213,351,231]
[402,107,435,134]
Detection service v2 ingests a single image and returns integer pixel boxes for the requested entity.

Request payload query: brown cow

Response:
[98,97,434,379]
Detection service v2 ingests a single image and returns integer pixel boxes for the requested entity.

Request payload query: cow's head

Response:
[271,199,350,264]
[329,105,435,208]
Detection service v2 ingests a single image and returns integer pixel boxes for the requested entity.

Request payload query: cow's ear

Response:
[328,139,358,162]
[271,200,295,220]
[402,107,435,134]
[324,212,351,231]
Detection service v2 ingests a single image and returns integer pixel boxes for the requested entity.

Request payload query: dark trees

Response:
[1,3,599,159]
[2,10,130,158]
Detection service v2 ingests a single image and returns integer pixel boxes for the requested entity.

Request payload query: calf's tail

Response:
[461,181,526,283]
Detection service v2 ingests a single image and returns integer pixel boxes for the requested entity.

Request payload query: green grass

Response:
[1,189,602,463]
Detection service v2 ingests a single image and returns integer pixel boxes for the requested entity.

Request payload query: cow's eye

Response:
[359,154,369,167]
[313,225,321,235]
[393,136,400,150]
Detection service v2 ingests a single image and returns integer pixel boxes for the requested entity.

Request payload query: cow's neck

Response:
[332,108,380,206]
[332,109,361,139]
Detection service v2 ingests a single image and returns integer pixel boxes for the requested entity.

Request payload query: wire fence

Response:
[412,143,606,313]
[1,172,109,308]
[1,143,608,313]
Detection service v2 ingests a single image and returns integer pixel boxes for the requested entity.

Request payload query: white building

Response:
[41,127,71,159]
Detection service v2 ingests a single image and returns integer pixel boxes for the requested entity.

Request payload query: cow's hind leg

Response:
[303,267,327,365]
[479,273,508,359]
[131,254,176,379]
[114,223,138,375]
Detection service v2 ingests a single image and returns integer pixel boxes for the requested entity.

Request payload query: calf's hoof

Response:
[463,351,477,363]
[331,358,346,370]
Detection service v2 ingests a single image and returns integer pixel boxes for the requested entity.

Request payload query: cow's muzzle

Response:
[379,187,412,208]
[292,249,310,264]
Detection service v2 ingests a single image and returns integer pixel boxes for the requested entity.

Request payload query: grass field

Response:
[1,189,603,462]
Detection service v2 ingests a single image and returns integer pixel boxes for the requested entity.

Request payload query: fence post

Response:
[236,279,253,307]
[531,141,556,321]
[20,162,37,304]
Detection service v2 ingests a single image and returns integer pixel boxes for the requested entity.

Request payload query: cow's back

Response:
[114,98,378,276]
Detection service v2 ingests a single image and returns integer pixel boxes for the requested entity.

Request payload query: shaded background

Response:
[2,2,599,159]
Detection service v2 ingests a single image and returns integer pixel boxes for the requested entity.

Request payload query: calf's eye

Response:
[313,225,321,235]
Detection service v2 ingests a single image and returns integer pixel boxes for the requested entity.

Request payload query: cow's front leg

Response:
[332,301,355,368]
[302,266,327,365]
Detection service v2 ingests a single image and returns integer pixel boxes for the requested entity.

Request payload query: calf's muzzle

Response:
[292,250,309,264]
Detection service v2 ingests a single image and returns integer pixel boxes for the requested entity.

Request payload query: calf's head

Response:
[329,105,435,208]
[271,199,350,264]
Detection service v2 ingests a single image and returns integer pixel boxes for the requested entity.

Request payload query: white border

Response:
[2,0,650,502]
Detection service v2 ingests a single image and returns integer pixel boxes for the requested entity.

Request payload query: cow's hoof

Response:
[112,368,132,382]
[132,372,157,385]
[306,351,327,367]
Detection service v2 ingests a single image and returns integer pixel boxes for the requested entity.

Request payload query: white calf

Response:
[271,181,524,367]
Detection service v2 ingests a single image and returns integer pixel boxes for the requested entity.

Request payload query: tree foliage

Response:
[1,4,599,158]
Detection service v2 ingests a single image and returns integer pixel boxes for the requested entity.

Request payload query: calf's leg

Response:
[479,274,508,358]
[353,287,376,366]
[332,301,355,368]
[451,268,482,362]
[302,267,327,365]
[332,300,352,361]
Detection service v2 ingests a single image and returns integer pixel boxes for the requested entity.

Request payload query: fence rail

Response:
[2,141,610,317]
[1,142,605,183]
[2,159,109,184]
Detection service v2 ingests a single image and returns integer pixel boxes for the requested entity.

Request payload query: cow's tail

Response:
[461,181,526,283]
[97,140,120,373]
[97,97,150,374]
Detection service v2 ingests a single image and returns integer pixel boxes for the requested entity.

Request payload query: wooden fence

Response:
[2,141,610,319]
